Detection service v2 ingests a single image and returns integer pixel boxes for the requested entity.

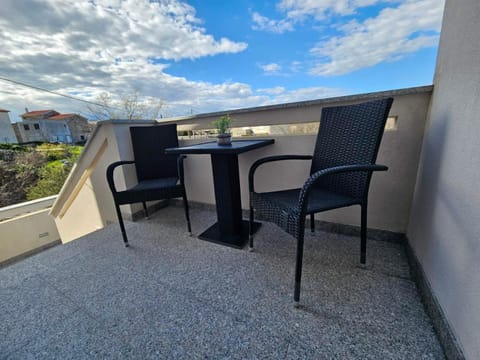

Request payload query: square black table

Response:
[165,139,274,249]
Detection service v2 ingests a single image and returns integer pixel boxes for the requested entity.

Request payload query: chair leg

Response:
[294,226,305,306]
[248,207,255,251]
[114,203,129,247]
[360,204,367,265]
[182,192,192,235]
[310,213,315,233]
[142,202,149,219]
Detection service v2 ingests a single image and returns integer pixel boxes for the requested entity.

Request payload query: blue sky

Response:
[0,0,445,121]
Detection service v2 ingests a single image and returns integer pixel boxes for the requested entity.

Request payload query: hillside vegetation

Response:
[0,143,83,208]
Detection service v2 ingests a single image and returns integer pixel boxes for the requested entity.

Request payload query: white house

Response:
[14,109,92,144]
[0,109,18,143]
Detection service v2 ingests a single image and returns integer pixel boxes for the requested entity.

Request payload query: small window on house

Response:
[80,135,85,140]
[34,123,40,130]
[23,124,30,131]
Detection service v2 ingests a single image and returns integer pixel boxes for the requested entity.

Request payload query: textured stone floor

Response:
[1,206,444,359]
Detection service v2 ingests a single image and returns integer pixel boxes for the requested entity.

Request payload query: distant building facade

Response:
[14,110,92,144]
[0,109,18,143]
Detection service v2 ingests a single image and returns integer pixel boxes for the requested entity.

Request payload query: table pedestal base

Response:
[198,220,261,249]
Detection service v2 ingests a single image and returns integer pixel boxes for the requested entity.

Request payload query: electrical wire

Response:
[0,76,105,107]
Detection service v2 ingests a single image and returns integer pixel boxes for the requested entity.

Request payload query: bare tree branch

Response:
[86,90,164,121]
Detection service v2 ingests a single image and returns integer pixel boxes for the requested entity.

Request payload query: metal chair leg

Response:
[114,203,129,247]
[360,204,367,265]
[249,207,254,251]
[142,201,149,219]
[182,192,192,235]
[294,226,305,305]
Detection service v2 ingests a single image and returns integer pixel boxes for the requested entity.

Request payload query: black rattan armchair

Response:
[248,98,393,305]
[106,124,191,247]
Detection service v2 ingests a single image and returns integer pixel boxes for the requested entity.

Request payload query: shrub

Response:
[0,151,47,207]
[36,143,69,161]
[0,143,84,206]
[26,145,82,200]
[26,160,69,200]
[0,143,28,152]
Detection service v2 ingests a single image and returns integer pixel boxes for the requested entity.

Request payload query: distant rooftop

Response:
[21,109,59,118]
[48,113,78,120]
[20,110,84,121]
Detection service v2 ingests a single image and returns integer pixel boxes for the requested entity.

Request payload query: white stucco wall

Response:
[43,119,72,143]
[407,1,480,358]
[0,111,17,143]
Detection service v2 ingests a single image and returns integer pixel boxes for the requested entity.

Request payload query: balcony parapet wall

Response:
[50,86,432,243]
[0,196,60,265]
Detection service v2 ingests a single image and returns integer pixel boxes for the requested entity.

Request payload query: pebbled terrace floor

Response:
[1,206,444,359]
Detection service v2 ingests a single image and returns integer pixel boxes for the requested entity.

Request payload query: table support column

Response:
[210,153,243,236]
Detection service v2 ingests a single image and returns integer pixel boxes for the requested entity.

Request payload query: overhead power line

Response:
[0,76,105,107]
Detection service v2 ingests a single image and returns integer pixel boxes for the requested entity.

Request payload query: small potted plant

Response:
[212,115,232,145]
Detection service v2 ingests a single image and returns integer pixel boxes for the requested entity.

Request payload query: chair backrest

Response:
[130,124,179,182]
[310,98,393,199]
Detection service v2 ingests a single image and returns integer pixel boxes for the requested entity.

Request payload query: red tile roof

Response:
[48,113,76,120]
[21,110,58,118]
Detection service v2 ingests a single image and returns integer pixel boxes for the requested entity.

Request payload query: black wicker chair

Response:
[248,98,393,304]
[106,124,191,247]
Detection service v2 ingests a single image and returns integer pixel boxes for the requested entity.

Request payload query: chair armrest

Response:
[248,155,313,193]
[177,155,187,184]
[297,164,388,215]
[106,160,135,194]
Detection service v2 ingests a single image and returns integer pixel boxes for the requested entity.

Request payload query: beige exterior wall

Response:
[54,178,104,243]
[407,0,480,358]
[0,196,60,264]
[51,124,110,242]
[178,90,430,233]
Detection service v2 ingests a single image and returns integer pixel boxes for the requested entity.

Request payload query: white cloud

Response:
[278,0,389,20]
[251,12,294,34]
[250,0,442,76]
[309,0,445,76]
[257,86,286,95]
[289,61,303,73]
[259,63,282,74]
[252,0,391,31]
[1,0,247,62]
[258,62,305,77]
[261,86,345,104]
[0,0,250,119]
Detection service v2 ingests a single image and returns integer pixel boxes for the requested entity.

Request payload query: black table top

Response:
[165,139,274,155]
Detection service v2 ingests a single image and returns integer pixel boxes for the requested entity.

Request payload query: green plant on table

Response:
[212,115,232,135]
